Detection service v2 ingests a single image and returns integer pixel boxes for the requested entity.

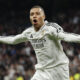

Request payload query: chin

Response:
[33,23,39,26]
[34,24,39,27]
[34,24,40,28]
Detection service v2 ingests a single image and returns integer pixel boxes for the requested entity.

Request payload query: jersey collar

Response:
[33,22,46,33]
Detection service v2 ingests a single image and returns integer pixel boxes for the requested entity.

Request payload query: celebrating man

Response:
[0,5,80,80]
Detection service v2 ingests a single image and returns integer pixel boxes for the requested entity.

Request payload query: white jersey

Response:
[0,22,80,69]
[26,23,69,69]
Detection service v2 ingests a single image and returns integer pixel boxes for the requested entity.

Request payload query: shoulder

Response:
[45,22,56,32]
[22,26,33,34]
[46,22,63,33]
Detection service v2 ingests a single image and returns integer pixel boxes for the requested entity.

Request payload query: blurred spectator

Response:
[0,4,80,79]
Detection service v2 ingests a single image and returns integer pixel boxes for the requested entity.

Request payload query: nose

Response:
[33,14,37,18]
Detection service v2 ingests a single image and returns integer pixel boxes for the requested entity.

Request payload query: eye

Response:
[30,13,34,16]
[36,12,40,15]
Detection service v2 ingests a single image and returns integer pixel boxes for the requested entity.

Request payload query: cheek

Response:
[30,17,33,22]
[38,17,43,22]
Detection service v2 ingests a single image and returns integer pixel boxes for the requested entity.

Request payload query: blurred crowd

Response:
[0,9,80,80]
[0,41,36,80]
[56,9,80,80]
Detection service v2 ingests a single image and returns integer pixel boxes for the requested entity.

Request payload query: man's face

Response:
[30,8,45,29]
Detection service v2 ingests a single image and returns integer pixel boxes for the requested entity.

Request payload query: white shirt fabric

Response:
[0,22,80,69]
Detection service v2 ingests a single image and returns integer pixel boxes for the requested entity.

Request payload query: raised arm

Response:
[54,23,80,43]
[0,30,28,45]
[48,22,80,43]
[58,31,80,43]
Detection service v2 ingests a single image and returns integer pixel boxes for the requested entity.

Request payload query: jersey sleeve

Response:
[47,22,80,43]
[46,22,63,37]
[0,29,28,44]
[53,23,80,43]
[58,31,80,43]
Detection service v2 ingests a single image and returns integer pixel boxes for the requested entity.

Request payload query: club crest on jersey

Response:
[41,30,45,35]
[30,34,33,38]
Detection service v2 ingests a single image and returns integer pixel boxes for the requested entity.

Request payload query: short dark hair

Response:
[30,5,45,15]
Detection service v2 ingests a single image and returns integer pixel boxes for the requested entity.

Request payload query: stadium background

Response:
[0,0,80,80]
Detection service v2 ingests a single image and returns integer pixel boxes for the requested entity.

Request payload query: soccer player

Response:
[0,5,80,80]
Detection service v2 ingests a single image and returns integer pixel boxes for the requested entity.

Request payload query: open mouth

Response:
[33,19,37,24]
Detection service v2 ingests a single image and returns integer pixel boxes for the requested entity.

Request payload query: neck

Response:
[34,22,45,32]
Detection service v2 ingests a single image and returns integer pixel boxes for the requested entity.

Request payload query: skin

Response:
[30,8,45,31]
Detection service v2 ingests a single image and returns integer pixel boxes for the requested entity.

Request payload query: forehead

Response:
[30,8,43,13]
